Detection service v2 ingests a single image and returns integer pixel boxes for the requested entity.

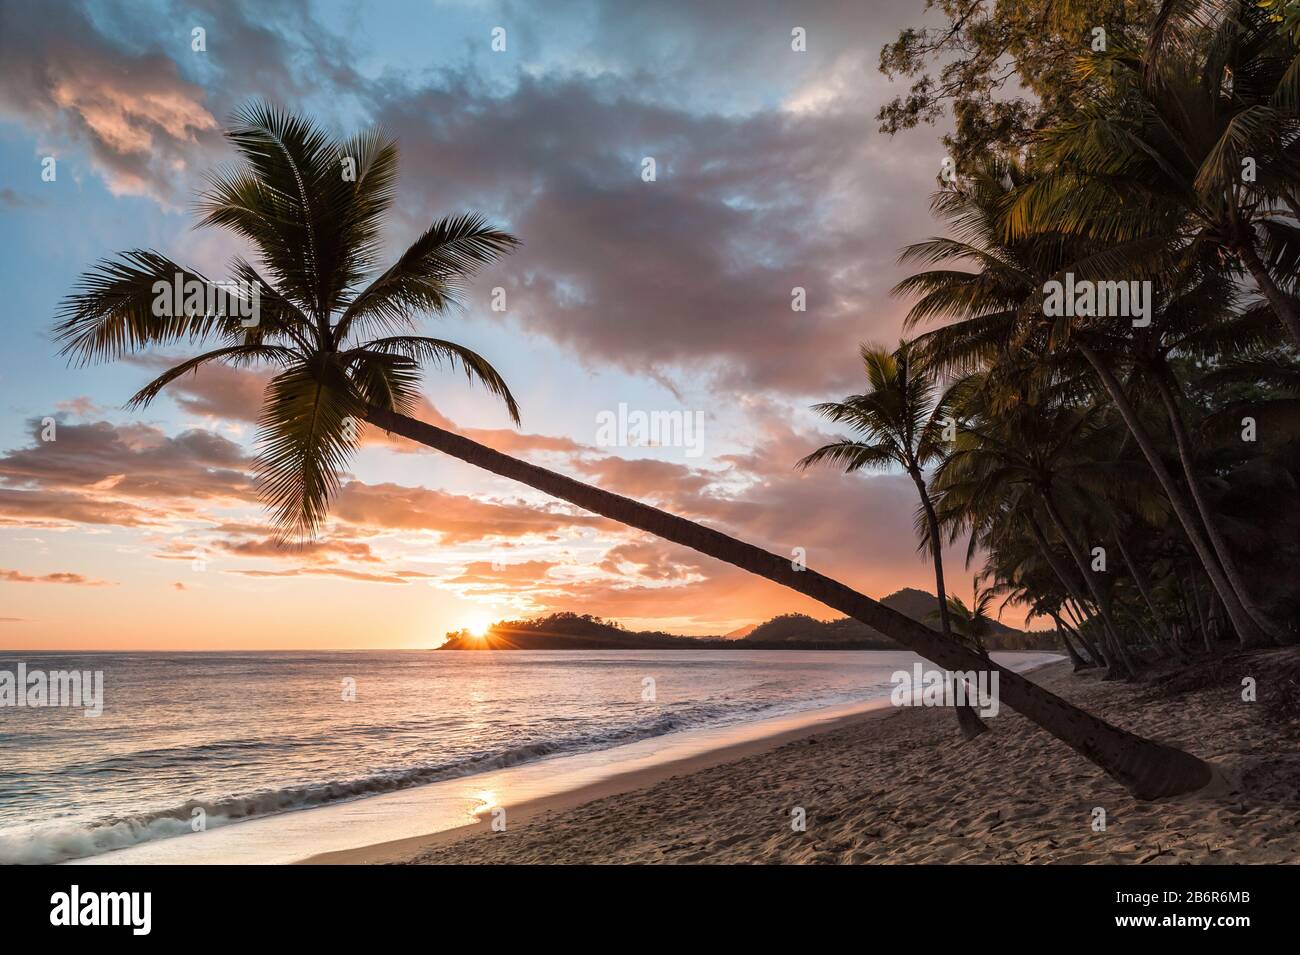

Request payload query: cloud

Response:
[598,540,698,581]
[0,0,219,201]
[128,357,271,424]
[0,418,254,531]
[0,0,371,205]
[571,455,714,505]
[0,489,159,528]
[0,568,111,586]
[0,417,253,502]
[54,397,102,418]
[575,0,909,107]
[446,559,562,587]
[366,65,935,396]
[331,480,609,543]
[224,566,436,585]
[214,535,380,563]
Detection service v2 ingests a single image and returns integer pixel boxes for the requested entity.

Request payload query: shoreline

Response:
[66,695,908,866]
[301,699,902,864]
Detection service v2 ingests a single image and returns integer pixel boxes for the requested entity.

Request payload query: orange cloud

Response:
[571,456,714,504]
[0,419,253,503]
[1,568,110,586]
[331,481,608,543]
[214,536,381,564]
[224,567,437,585]
[0,489,159,528]
[447,560,562,586]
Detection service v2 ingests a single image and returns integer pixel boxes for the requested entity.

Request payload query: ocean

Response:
[0,649,1058,864]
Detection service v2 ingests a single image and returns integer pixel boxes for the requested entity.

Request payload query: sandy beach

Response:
[388,653,1300,865]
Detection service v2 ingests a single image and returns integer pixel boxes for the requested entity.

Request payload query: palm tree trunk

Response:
[1112,530,1186,662]
[1070,617,1107,671]
[1208,589,1228,648]
[1076,600,1118,670]
[1039,491,1138,678]
[1188,571,1214,653]
[1074,343,1269,647]
[365,406,1211,799]
[1173,572,1199,648]
[1054,612,1096,666]
[1237,238,1300,348]
[1069,610,1108,671]
[908,468,988,739]
[1152,373,1286,644]
[1029,520,1111,670]
[1048,610,1092,670]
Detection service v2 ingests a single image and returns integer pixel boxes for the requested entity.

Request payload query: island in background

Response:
[440,587,1059,652]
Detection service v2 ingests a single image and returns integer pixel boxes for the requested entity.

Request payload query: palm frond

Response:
[796,440,898,473]
[335,214,519,342]
[255,358,365,541]
[198,101,337,318]
[126,344,297,410]
[56,251,249,364]
[361,336,520,424]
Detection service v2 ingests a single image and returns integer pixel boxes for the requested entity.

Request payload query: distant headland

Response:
[439,588,1058,651]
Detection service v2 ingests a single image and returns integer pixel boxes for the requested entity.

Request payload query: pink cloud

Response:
[0,3,217,202]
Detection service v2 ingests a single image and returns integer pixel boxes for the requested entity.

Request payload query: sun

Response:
[463,615,493,638]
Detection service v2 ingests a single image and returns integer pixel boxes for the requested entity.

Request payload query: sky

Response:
[0,0,1025,650]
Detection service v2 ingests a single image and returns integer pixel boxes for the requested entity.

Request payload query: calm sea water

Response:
[0,649,1049,864]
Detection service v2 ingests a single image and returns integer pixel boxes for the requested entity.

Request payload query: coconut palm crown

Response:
[55,101,521,540]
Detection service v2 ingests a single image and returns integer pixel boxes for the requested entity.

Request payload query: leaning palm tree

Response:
[799,341,987,738]
[54,102,1210,799]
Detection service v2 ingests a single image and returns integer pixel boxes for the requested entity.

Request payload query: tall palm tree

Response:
[1074,265,1291,644]
[54,102,1211,799]
[799,341,988,738]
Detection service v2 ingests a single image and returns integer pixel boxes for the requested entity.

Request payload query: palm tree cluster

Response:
[807,2,1299,690]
